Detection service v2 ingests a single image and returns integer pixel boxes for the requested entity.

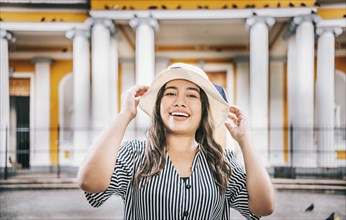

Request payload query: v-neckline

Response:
[167,148,199,179]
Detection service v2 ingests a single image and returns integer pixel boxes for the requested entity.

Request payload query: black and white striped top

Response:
[85,140,260,220]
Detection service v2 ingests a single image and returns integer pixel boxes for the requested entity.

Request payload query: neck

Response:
[167,134,198,153]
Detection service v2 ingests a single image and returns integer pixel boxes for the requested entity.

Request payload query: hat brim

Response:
[138,68,230,127]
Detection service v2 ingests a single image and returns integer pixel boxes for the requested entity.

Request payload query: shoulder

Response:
[126,140,146,149]
[223,148,235,162]
[119,140,146,159]
[224,148,245,170]
[119,140,146,153]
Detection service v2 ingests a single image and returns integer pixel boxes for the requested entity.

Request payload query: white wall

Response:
[269,61,285,166]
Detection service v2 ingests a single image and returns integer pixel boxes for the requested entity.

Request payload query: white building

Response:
[0,0,345,178]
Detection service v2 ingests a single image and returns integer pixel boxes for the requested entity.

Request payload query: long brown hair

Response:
[133,83,232,195]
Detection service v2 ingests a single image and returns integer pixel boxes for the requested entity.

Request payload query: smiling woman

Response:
[77,63,275,219]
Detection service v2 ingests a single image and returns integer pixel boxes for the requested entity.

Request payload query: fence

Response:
[0,125,345,180]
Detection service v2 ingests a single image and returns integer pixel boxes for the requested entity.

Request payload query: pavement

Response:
[0,174,345,220]
[1,188,345,220]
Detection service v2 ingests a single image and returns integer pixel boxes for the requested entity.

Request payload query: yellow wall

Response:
[336,57,346,74]
[0,12,88,22]
[9,60,35,72]
[50,60,73,165]
[318,8,346,19]
[91,0,316,10]
[283,63,289,164]
[336,150,346,160]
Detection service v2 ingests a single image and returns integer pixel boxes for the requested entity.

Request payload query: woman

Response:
[77,63,275,219]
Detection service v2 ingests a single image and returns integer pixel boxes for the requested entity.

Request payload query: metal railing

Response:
[1,125,345,180]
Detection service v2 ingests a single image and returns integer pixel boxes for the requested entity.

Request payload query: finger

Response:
[134,96,141,104]
[229,105,241,111]
[229,106,246,118]
[225,121,234,130]
[225,119,236,129]
[135,87,149,97]
[227,112,244,127]
[229,109,239,116]
[227,113,238,123]
[131,85,149,97]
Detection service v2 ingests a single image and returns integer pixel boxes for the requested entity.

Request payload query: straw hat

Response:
[138,63,230,127]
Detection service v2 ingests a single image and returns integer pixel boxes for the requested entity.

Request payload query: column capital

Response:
[293,14,321,26]
[86,18,116,35]
[31,57,54,65]
[65,28,90,40]
[246,16,275,29]
[129,17,159,32]
[284,14,321,39]
[316,26,343,37]
[0,29,14,42]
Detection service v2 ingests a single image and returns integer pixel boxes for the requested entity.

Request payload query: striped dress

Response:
[84,140,260,220]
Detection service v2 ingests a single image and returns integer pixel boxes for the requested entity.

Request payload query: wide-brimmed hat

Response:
[138,63,230,127]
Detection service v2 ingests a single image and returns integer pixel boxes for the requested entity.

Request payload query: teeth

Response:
[171,112,189,117]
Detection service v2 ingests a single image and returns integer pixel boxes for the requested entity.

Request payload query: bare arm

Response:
[77,85,148,193]
[225,105,275,216]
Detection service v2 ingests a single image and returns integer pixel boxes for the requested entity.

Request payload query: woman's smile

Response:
[170,109,190,120]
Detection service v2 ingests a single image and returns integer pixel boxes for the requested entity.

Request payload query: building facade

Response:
[0,0,345,177]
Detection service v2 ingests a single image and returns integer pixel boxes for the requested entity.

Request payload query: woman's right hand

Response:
[120,85,149,119]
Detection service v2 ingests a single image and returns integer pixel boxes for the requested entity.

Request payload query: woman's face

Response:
[160,79,202,136]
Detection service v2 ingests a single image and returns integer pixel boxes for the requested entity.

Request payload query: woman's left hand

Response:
[225,105,275,216]
[224,105,250,143]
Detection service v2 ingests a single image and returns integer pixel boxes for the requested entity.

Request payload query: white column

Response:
[225,63,236,149]
[269,58,285,166]
[0,30,13,167]
[66,28,91,166]
[292,15,320,167]
[32,57,53,166]
[129,17,158,86]
[316,26,343,168]
[231,57,250,165]
[246,16,275,165]
[120,60,136,140]
[234,57,250,118]
[88,18,116,142]
[120,60,136,94]
[110,34,119,116]
[130,18,158,137]
[225,63,235,103]
[287,36,297,167]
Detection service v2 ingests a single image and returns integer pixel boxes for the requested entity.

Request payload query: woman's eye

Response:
[165,92,176,96]
[187,94,198,98]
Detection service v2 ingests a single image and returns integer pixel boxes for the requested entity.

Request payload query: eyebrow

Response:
[164,86,200,93]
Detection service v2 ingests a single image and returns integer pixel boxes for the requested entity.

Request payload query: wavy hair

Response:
[133,83,232,195]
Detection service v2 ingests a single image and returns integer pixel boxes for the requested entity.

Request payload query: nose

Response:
[174,93,186,107]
